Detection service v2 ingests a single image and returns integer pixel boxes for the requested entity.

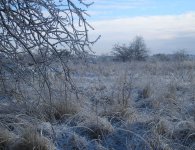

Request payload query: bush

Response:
[173,49,189,61]
[112,36,149,61]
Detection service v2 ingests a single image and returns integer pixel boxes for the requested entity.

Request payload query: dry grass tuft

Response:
[51,100,80,120]
[27,100,80,122]
[142,84,151,99]
[0,128,16,149]
[101,105,138,124]
[165,82,177,101]
[63,134,87,150]
[10,128,55,150]
[172,121,195,145]
[78,113,114,139]
[155,119,173,136]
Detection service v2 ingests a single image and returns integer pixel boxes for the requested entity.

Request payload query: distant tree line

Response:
[111,36,191,62]
[152,49,190,62]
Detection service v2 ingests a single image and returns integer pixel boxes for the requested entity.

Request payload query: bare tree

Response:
[112,44,129,62]
[130,36,148,61]
[112,36,148,61]
[0,0,96,56]
[0,0,99,115]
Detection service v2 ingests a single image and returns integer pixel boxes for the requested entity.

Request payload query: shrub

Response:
[112,36,149,61]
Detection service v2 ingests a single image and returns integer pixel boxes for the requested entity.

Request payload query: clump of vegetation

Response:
[0,128,15,149]
[10,128,55,150]
[75,112,114,140]
[0,58,195,149]
[112,36,149,62]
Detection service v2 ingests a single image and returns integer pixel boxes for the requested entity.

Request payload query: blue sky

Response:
[84,0,195,55]
[88,0,195,20]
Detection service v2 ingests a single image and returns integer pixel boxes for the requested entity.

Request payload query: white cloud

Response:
[89,12,195,55]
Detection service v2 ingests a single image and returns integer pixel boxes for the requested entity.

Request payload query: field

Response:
[0,59,195,150]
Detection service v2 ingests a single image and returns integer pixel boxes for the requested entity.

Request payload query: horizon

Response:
[86,0,195,55]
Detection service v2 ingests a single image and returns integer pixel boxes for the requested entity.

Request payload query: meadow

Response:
[0,58,195,150]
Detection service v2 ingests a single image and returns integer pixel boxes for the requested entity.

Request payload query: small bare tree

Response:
[112,44,129,62]
[112,36,148,61]
[130,36,148,61]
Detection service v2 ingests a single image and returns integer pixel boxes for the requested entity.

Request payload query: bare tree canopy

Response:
[0,0,97,61]
[0,0,99,105]
[112,36,149,62]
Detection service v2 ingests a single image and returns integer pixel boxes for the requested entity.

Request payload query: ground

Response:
[0,60,195,150]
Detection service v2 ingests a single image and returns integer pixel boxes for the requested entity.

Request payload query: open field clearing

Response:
[0,59,195,150]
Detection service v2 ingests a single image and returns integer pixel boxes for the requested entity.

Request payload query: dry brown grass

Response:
[78,112,114,140]
[1,60,195,149]
[10,127,55,150]
[0,128,16,149]
[25,99,80,122]
[0,126,55,150]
